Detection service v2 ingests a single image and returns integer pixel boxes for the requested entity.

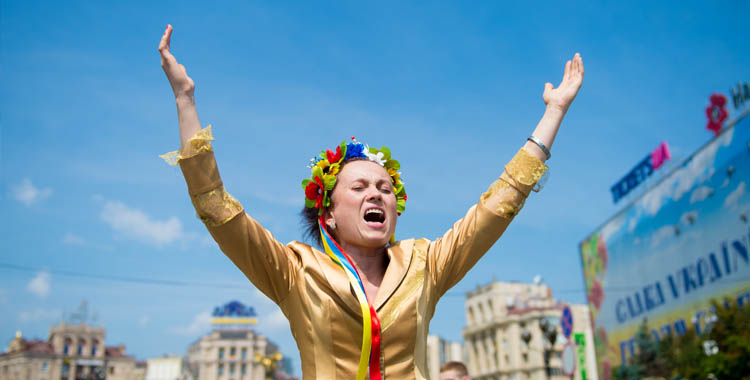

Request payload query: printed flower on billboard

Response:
[588,279,604,310]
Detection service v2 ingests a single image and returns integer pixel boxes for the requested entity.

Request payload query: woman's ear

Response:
[325,208,336,230]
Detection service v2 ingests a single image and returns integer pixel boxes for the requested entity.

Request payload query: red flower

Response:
[597,326,609,346]
[601,360,611,380]
[597,236,609,270]
[326,146,342,164]
[706,93,728,137]
[403,193,407,201]
[588,280,604,310]
[305,176,325,209]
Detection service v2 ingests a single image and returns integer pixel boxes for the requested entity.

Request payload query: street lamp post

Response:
[539,318,558,380]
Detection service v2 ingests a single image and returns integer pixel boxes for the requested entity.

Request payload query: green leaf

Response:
[305,198,315,208]
[385,159,400,171]
[301,179,312,189]
[397,198,406,213]
[323,175,337,190]
[312,165,323,179]
[394,183,404,195]
[379,146,391,160]
[339,141,348,162]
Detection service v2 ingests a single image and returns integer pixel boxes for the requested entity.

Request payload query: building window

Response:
[218,364,224,376]
[109,367,115,374]
[64,337,73,355]
[42,362,48,372]
[230,347,236,357]
[62,363,69,376]
[78,339,86,356]
[241,364,246,375]
[522,353,528,362]
[92,339,99,356]
[241,348,247,359]
[229,363,235,375]
[219,348,225,359]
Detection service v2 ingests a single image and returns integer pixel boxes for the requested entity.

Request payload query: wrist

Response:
[175,94,195,106]
[545,103,568,116]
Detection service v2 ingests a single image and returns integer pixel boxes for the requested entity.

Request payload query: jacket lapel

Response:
[373,238,414,311]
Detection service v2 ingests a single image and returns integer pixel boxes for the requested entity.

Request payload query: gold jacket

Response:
[169,127,547,379]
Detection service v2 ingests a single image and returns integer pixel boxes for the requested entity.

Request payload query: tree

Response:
[612,298,750,380]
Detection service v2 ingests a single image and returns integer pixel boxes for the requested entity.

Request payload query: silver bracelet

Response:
[527,135,551,160]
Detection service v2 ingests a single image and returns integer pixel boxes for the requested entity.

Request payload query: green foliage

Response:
[611,298,750,380]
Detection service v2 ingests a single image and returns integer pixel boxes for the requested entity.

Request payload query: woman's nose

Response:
[365,186,382,201]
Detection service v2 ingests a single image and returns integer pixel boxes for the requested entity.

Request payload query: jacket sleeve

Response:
[427,148,547,297]
[167,126,300,304]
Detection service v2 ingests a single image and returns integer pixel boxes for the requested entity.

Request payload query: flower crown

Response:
[302,137,407,216]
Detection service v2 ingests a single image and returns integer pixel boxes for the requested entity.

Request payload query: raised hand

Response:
[543,53,584,113]
[158,25,195,100]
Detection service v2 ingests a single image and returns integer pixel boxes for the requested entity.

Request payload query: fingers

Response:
[560,60,571,86]
[158,24,172,53]
[544,82,553,92]
[158,25,175,66]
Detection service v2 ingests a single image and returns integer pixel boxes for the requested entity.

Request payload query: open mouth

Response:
[363,208,385,224]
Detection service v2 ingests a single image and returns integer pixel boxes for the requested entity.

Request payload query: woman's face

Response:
[327,160,398,249]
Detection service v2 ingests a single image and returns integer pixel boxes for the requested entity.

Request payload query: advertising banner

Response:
[579,113,750,379]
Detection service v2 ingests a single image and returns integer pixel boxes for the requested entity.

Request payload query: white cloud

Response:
[724,182,746,209]
[638,128,733,216]
[258,309,289,332]
[11,178,52,206]
[27,271,51,298]
[689,186,714,204]
[599,214,625,242]
[138,315,150,327]
[100,201,184,246]
[168,311,212,336]
[650,225,677,249]
[18,308,61,323]
[680,210,698,226]
[62,233,87,246]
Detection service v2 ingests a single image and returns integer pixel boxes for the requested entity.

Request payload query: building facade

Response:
[186,329,269,380]
[463,281,597,380]
[184,301,289,380]
[145,356,187,380]
[1,323,136,380]
[426,335,465,380]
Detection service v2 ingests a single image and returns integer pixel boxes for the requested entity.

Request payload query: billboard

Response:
[580,111,750,378]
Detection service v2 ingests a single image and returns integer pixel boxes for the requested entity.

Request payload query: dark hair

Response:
[440,361,468,376]
[300,157,370,247]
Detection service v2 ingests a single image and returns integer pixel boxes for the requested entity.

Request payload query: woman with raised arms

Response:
[158,24,583,380]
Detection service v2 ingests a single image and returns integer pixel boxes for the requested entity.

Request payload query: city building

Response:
[426,335,465,380]
[145,355,188,380]
[1,322,136,380]
[463,281,597,380]
[184,301,287,380]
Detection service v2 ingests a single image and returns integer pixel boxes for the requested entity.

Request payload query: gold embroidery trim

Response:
[504,147,548,187]
[191,187,243,227]
[160,125,215,166]
[480,178,522,217]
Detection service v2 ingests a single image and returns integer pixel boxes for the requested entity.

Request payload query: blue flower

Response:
[345,142,366,160]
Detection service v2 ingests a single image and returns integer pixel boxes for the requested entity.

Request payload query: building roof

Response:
[105,346,129,358]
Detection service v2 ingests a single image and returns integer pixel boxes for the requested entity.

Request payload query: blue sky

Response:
[1,0,748,375]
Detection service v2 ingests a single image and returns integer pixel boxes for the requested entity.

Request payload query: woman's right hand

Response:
[158,25,195,100]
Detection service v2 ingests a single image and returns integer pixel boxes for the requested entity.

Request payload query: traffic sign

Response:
[561,342,576,377]
[561,305,573,338]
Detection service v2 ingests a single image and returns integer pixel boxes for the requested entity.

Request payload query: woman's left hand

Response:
[543,53,584,113]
